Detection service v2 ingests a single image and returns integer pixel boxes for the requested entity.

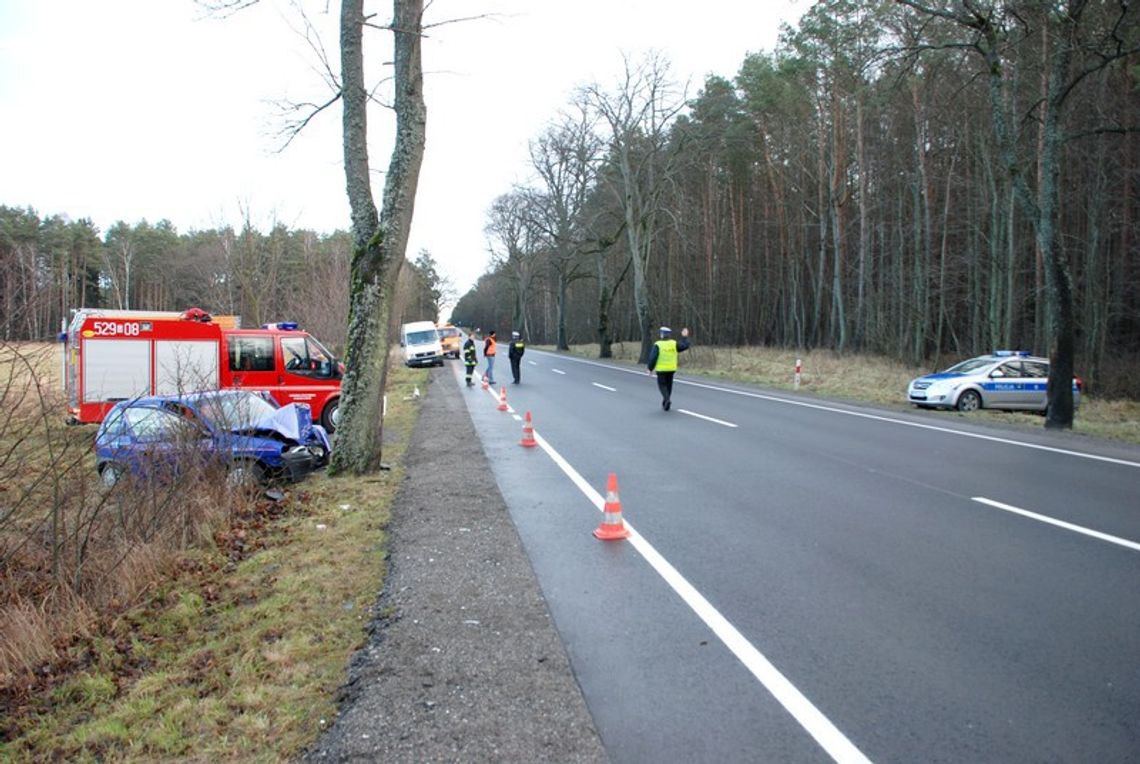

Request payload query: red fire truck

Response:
[63,308,343,432]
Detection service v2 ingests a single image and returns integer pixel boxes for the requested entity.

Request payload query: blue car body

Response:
[95,390,331,487]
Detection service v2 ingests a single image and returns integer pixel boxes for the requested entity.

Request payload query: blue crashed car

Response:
[95,389,331,488]
[907,351,1081,413]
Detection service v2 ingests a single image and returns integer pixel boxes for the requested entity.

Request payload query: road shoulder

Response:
[303,369,607,762]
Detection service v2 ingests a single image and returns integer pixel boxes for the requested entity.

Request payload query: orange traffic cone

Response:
[481,374,489,391]
[497,386,509,412]
[593,472,630,540]
[519,411,537,448]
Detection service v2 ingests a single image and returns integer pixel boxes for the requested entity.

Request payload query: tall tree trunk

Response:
[330,0,425,475]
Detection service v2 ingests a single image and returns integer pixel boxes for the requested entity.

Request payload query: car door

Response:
[1018,359,1050,409]
[986,361,1022,408]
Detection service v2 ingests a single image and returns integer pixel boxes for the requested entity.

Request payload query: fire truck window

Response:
[228,336,275,372]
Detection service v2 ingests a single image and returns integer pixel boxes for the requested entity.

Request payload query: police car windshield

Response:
[944,357,996,374]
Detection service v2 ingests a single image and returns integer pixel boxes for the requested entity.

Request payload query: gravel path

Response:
[303,371,607,762]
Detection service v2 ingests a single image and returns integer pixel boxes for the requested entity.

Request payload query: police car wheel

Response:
[956,390,982,412]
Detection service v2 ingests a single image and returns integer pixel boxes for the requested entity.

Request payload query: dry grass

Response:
[547,343,1140,446]
[1,342,429,762]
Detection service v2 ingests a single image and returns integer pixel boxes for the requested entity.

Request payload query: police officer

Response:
[462,333,478,387]
[647,326,690,411]
[508,331,526,384]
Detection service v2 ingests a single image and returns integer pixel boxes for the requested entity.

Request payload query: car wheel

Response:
[99,462,125,489]
[956,390,982,412]
[321,398,340,433]
[227,461,265,491]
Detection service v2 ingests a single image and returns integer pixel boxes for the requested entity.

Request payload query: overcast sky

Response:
[0,0,805,303]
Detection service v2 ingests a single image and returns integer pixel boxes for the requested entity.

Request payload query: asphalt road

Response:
[455,348,1140,763]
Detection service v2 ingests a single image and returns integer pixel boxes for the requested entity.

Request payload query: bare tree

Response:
[485,191,542,335]
[583,52,688,364]
[528,104,603,349]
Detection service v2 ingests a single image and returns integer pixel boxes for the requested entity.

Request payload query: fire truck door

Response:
[225,334,278,392]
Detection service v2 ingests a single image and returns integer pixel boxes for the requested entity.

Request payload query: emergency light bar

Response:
[993,350,1030,357]
[262,322,300,331]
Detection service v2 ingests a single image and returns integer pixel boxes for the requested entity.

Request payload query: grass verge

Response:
[543,343,1140,446]
[1,363,429,762]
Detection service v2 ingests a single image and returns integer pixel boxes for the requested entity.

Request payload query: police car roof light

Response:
[993,350,1030,357]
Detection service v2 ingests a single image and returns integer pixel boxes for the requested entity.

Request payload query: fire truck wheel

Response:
[227,460,265,491]
[99,463,125,489]
[321,399,340,433]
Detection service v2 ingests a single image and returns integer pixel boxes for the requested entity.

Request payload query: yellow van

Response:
[436,324,461,358]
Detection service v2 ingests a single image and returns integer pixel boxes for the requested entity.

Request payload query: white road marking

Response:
[678,408,738,428]
[552,368,566,375]
[528,360,538,365]
[529,427,872,764]
[973,497,1140,552]
[592,382,616,392]
[532,351,1140,469]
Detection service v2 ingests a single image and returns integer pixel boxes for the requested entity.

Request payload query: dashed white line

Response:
[678,408,738,428]
[973,497,1140,552]
[592,382,616,392]
[530,350,1139,469]
[552,368,566,375]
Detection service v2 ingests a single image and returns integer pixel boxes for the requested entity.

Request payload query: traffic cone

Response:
[519,411,537,447]
[593,472,630,540]
[497,386,509,412]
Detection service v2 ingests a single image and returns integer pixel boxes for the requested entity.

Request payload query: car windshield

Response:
[192,393,279,431]
[943,357,995,374]
[439,327,460,338]
[407,329,437,345]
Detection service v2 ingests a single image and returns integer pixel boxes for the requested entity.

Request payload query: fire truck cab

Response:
[63,308,343,432]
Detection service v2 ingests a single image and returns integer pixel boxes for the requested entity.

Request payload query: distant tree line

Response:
[453,1,1139,400]
[0,206,443,355]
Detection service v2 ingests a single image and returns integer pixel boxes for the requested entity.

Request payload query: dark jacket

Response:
[462,338,477,365]
[508,339,525,361]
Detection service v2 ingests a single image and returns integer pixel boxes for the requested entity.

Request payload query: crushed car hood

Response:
[234,403,331,451]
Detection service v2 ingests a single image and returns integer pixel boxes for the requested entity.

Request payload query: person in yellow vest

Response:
[647,326,690,411]
[508,331,526,384]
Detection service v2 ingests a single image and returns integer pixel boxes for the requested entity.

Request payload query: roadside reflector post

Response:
[794,358,802,390]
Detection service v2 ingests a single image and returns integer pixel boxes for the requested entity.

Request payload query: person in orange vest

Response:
[482,329,498,385]
[647,326,690,411]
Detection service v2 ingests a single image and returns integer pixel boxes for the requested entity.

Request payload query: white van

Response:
[400,321,444,367]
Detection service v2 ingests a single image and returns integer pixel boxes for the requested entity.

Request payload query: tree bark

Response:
[330,0,425,474]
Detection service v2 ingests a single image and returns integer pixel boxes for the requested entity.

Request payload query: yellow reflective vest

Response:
[654,339,679,372]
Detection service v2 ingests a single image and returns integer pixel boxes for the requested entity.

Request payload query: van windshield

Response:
[407,330,438,345]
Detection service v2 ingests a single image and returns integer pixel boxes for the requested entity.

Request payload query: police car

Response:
[907,351,1081,413]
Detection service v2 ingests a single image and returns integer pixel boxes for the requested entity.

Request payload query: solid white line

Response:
[678,408,738,428]
[972,497,1140,552]
[592,382,616,392]
[552,369,566,375]
[530,429,872,764]
[531,351,1140,469]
